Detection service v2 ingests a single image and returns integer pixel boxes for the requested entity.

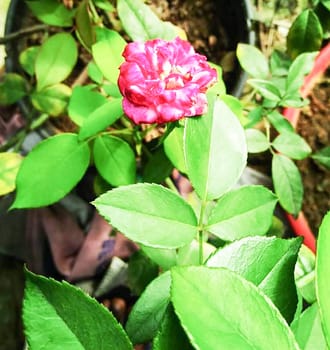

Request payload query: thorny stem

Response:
[0,25,49,45]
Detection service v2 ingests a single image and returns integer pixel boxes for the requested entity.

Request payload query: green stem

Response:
[198,199,208,265]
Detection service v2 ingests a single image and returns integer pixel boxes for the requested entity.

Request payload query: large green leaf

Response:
[206,186,277,241]
[206,236,302,323]
[68,86,108,126]
[35,33,78,90]
[93,135,136,186]
[316,211,330,348]
[31,83,71,116]
[0,73,28,105]
[184,95,247,201]
[287,9,323,59]
[272,154,303,216]
[117,0,178,41]
[93,183,198,248]
[78,98,123,140]
[126,272,171,344]
[153,304,193,350]
[236,44,269,79]
[291,303,327,350]
[92,28,126,84]
[171,266,300,350]
[0,152,23,196]
[26,0,75,27]
[24,270,132,350]
[12,134,90,209]
[272,131,312,160]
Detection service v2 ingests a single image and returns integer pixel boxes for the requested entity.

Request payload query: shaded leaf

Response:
[142,147,173,183]
[0,73,28,105]
[93,183,198,248]
[248,79,282,102]
[76,0,96,49]
[312,146,330,169]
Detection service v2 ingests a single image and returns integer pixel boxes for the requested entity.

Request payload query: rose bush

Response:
[118,37,217,124]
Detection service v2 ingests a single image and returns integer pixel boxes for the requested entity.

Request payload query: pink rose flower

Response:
[118,37,217,124]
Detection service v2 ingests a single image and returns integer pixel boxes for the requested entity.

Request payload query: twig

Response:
[0,24,49,45]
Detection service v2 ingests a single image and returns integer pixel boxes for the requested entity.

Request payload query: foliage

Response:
[0,0,329,349]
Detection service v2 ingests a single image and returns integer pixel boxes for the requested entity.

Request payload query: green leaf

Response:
[31,83,71,116]
[164,126,187,173]
[24,269,132,350]
[270,50,291,77]
[128,251,159,296]
[87,62,104,84]
[272,131,312,160]
[286,52,318,94]
[171,266,300,350]
[272,154,303,216]
[142,147,173,183]
[92,28,126,84]
[291,303,327,350]
[12,134,90,209]
[207,62,226,96]
[93,183,198,248]
[236,43,269,79]
[141,246,177,271]
[321,0,330,11]
[312,146,330,169]
[126,272,171,344]
[267,110,295,133]
[153,304,193,350]
[68,86,108,126]
[117,0,178,41]
[295,245,316,304]
[245,128,270,153]
[93,135,136,186]
[287,9,323,59]
[26,0,75,27]
[177,240,216,266]
[0,152,23,196]
[206,236,302,323]
[248,79,282,102]
[316,211,330,348]
[78,98,123,140]
[206,185,277,241]
[35,33,78,90]
[184,95,247,201]
[0,73,28,105]
[76,0,96,49]
[19,46,40,76]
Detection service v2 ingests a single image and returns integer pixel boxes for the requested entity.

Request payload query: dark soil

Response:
[296,69,330,235]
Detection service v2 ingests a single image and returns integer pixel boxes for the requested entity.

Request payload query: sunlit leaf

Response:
[245,128,270,153]
[19,46,40,76]
[0,152,23,196]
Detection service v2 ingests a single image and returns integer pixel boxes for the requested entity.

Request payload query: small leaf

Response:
[171,266,300,350]
[93,183,198,249]
[312,146,330,169]
[245,128,270,153]
[26,0,75,27]
[206,185,277,241]
[272,131,312,160]
[87,62,103,84]
[76,0,96,49]
[286,52,318,93]
[142,147,173,183]
[248,79,282,102]
[267,110,295,133]
[272,154,303,216]
[164,126,187,173]
[206,236,302,323]
[0,152,23,196]
[12,134,90,209]
[316,211,330,348]
[31,84,71,116]
[126,272,171,344]
[68,86,108,126]
[78,98,123,140]
[153,305,193,350]
[93,135,136,186]
[270,50,291,77]
[237,43,269,79]
[0,73,28,105]
[117,0,178,41]
[35,33,78,90]
[141,246,177,271]
[184,95,247,201]
[92,28,126,84]
[24,269,133,350]
[287,9,323,59]
[19,46,40,76]
[291,303,327,350]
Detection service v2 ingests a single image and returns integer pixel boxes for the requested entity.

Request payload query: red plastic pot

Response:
[282,42,330,253]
